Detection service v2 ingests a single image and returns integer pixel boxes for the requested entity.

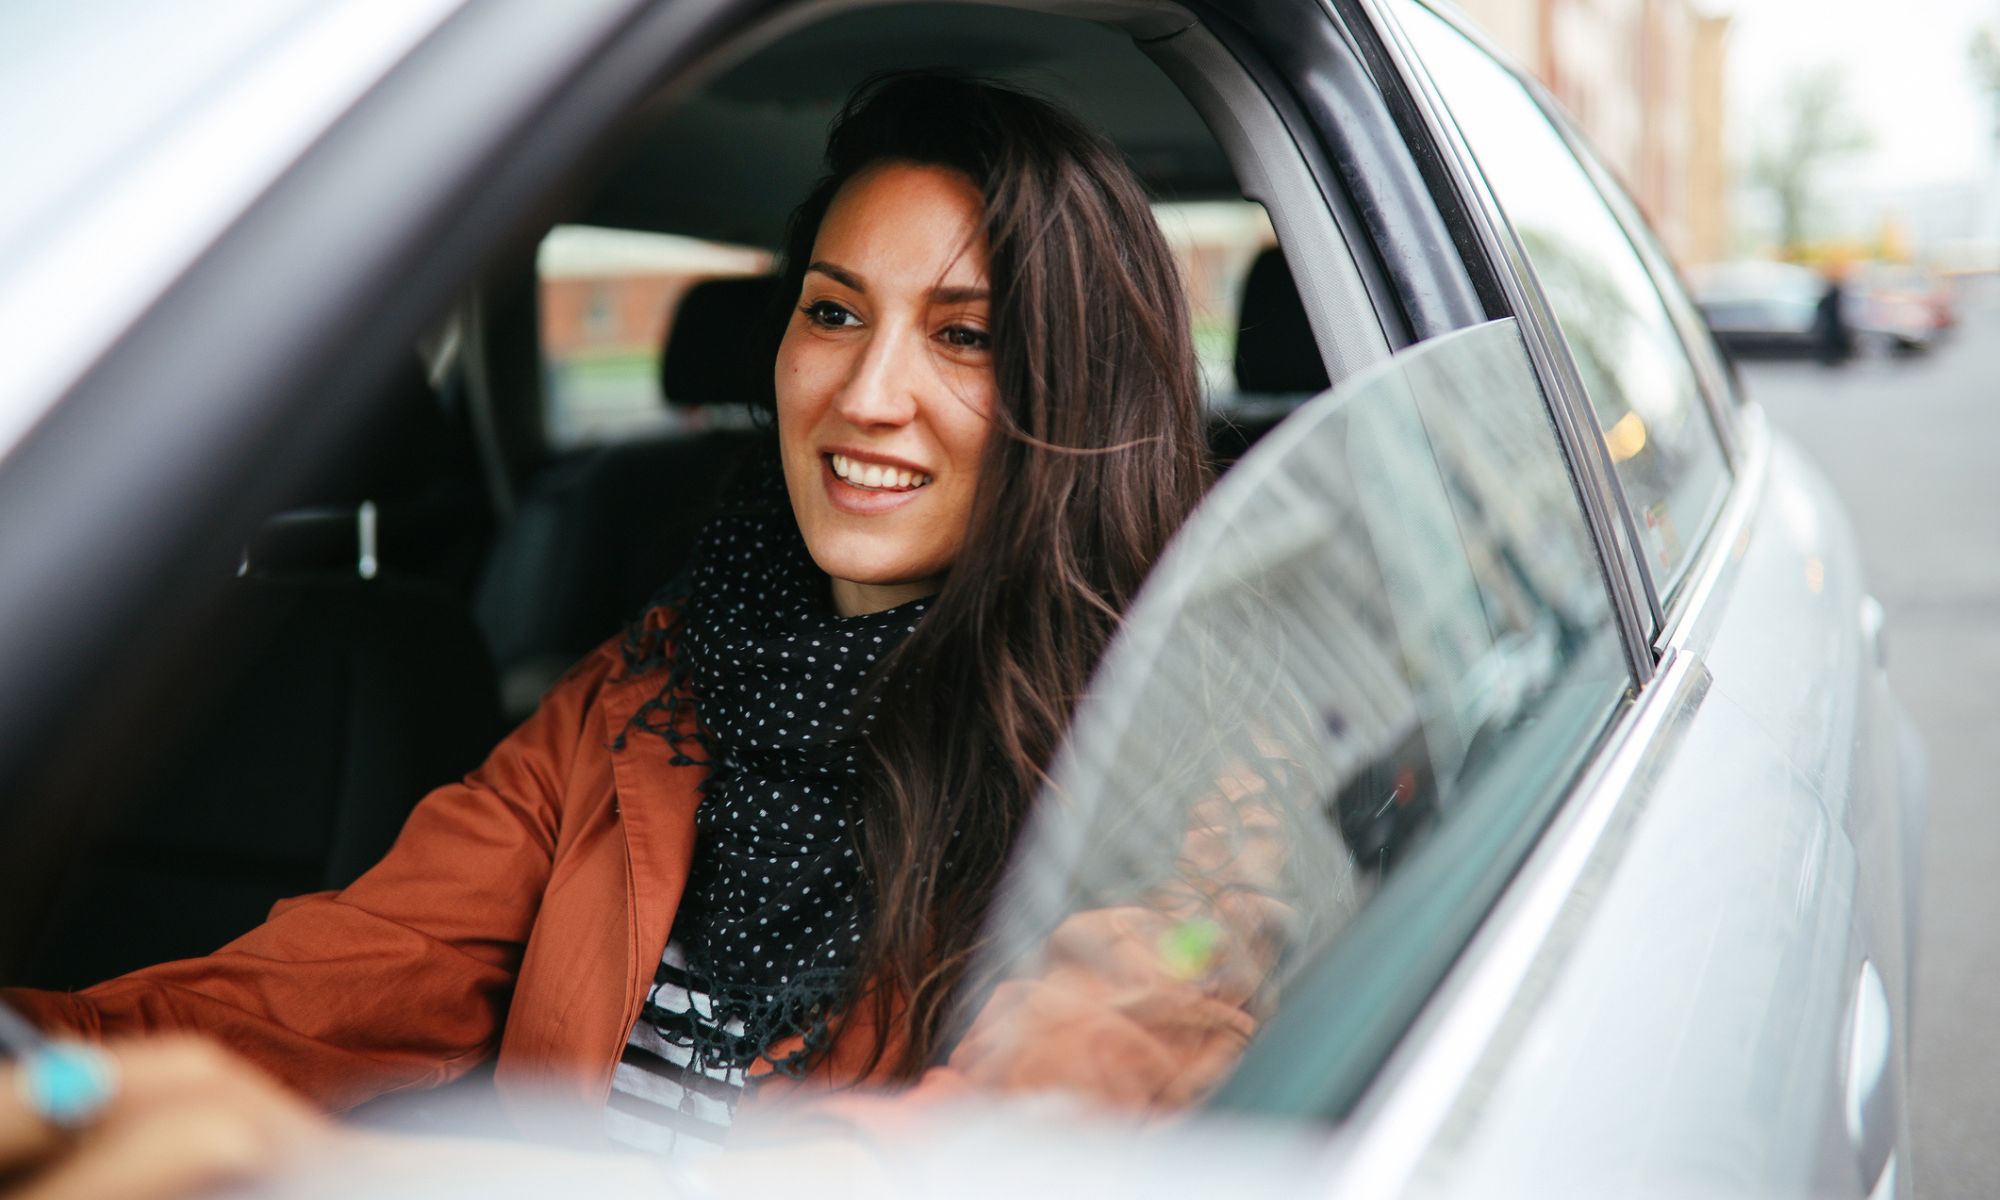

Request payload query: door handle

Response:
[1844,957,1898,1195]
[1859,594,1888,671]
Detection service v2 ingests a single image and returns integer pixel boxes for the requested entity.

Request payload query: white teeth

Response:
[829,454,931,490]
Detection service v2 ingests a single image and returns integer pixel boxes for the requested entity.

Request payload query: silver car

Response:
[0,1,1921,1197]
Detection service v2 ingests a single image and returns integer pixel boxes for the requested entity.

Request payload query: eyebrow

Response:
[805,261,865,292]
[806,261,989,305]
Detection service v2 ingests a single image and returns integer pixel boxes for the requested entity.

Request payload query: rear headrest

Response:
[322,357,453,504]
[245,357,471,578]
[1234,248,1329,395]
[660,274,781,409]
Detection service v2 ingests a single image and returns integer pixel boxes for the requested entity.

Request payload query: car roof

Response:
[574,4,1235,246]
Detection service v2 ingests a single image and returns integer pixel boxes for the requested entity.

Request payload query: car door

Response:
[1308,1,1917,1194]
[0,0,774,965]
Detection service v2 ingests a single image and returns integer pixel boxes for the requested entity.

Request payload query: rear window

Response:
[537,225,770,448]
[538,202,1282,450]
[1152,200,1278,399]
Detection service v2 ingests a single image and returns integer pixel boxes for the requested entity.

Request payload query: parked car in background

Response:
[0,1,1921,1198]
[1688,260,1827,356]
[1853,261,1955,353]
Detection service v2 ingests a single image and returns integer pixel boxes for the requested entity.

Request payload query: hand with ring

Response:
[1,1035,326,1200]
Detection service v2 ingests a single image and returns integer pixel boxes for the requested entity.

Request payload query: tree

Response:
[1744,67,1872,256]
[1973,26,2000,149]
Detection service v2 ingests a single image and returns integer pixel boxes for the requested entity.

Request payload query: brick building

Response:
[1450,0,1731,265]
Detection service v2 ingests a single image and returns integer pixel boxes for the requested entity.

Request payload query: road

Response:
[1743,276,2000,1200]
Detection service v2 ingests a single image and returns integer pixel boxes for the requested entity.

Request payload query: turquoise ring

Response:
[18,1043,118,1130]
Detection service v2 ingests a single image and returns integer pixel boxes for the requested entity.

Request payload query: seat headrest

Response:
[246,357,465,578]
[331,358,453,503]
[660,274,781,409]
[268,356,450,514]
[1234,248,1329,396]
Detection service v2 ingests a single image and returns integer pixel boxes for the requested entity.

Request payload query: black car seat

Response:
[248,358,495,598]
[1210,246,1330,469]
[475,275,776,718]
[19,361,503,989]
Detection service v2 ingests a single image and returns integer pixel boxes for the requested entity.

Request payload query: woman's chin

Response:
[819,560,947,616]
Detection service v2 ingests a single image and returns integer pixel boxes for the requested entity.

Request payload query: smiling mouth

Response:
[829,453,932,492]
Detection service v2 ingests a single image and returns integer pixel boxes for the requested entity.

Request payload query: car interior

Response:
[13,0,1398,1024]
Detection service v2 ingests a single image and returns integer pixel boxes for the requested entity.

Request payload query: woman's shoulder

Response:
[507,593,689,744]
[605,572,697,683]
[590,590,709,763]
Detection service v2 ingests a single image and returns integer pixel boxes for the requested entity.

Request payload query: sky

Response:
[1720,0,1999,189]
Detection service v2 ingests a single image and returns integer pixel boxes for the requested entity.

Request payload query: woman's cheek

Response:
[775,340,834,424]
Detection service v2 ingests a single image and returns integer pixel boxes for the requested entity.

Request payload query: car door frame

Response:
[1349,0,1753,640]
[1318,0,1670,677]
[0,0,775,971]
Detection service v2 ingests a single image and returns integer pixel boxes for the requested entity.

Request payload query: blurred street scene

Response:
[1454,0,2000,274]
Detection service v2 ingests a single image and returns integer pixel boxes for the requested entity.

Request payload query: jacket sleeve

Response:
[0,639,629,1112]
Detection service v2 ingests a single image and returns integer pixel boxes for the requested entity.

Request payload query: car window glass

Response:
[1152,200,1279,400]
[975,318,1631,1115]
[1396,1,1730,594]
[1575,140,1744,412]
[538,204,1278,450]
[537,225,771,448]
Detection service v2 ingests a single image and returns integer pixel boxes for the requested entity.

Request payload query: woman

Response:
[2,72,1218,1152]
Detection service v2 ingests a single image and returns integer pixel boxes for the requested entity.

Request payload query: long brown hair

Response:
[766,73,1211,1076]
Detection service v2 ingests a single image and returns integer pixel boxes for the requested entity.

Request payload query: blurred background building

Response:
[1454,0,1733,266]
[1452,0,2000,274]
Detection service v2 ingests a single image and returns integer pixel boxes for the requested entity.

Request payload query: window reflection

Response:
[1398,2,1730,590]
[963,321,1629,1114]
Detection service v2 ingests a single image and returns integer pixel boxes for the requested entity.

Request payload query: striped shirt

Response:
[605,939,748,1158]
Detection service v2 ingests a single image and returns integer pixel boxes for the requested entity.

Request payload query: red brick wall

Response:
[542,274,698,358]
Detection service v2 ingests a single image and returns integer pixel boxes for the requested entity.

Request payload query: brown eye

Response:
[939,324,990,351]
[802,300,860,329]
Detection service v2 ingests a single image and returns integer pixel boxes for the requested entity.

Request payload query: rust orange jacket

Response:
[3,610,1259,1123]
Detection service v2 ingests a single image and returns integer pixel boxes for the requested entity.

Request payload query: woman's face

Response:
[775,162,996,617]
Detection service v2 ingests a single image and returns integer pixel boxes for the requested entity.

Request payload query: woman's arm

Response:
[0,640,629,1112]
[928,765,1304,1109]
[753,773,1302,1140]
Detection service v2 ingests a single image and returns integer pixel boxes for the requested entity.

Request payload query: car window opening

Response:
[7,0,1624,1158]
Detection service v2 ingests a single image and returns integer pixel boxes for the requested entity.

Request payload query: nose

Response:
[831,323,921,428]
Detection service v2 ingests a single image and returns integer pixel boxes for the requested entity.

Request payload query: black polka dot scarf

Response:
[619,496,927,1078]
